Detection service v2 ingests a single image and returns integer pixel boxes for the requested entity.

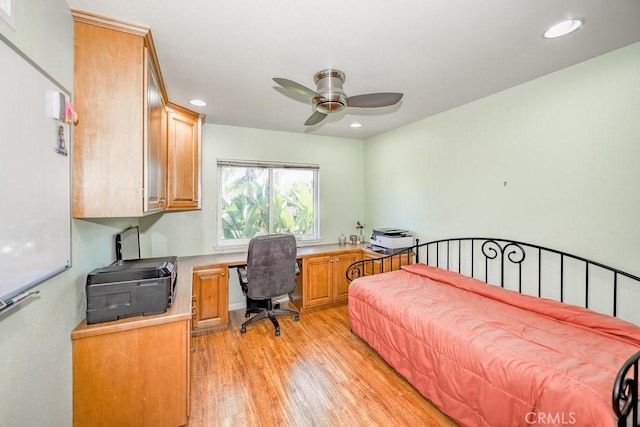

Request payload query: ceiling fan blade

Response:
[346,92,403,108]
[273,78,320,99]
[304,111,327,126]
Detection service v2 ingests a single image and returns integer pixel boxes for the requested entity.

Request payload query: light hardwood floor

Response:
[189,303,457,427]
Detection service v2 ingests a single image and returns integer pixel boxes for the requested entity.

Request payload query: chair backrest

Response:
[245,234,298,300]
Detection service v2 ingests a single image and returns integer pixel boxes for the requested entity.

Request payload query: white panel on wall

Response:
[0,35,71,307]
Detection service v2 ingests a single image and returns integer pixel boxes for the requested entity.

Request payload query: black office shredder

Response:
[85,256,177,324]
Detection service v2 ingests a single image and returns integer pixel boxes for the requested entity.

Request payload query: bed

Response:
[346,238,640,427]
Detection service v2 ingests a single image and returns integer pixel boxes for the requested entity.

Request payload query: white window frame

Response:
[216,159,320,248]
[0,0,16,29]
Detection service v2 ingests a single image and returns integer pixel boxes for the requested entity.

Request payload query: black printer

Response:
[86,256,177,324]
[85,226,177,324]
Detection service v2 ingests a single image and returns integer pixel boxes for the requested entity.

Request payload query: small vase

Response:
[358,230,364,244]
[339,234,346,245]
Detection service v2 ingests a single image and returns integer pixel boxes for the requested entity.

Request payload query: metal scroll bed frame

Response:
[345,237,640,427]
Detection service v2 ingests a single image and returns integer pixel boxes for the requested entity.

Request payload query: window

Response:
[217,159,319,246]
[0,0,15,29]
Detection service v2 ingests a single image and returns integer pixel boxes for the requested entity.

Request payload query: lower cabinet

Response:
[192,266,229,330]
[362,251,414,276]
[300,251,360,309]
[72,318,191,427]
[188,247,404,324]
[334,252,361,301]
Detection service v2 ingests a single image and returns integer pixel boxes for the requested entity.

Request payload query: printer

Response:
[85,226,177,324]
[85,256,177,324]
[369,228,414,254]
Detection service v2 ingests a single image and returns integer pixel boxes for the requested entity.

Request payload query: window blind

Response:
[217,159,319,170]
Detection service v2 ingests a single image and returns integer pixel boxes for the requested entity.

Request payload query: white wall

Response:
[142,123,365,306]
[0,0,73,89]
[0,3,138,425]
[364,42,640,277]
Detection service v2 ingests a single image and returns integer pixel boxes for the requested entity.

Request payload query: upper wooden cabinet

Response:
[72,11,168,218]
[145,52,168,212]
[166,103,202,210]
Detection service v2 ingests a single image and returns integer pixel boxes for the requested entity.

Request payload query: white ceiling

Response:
[66,0,640,140]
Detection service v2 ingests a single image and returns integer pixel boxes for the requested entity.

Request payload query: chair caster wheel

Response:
[240,327,246,334]
[294,315,300,321]
[244,312,250,318]
[274,302,280,309]
[275,329,280,336]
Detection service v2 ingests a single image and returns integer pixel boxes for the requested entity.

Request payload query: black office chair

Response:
[237,234,300,336]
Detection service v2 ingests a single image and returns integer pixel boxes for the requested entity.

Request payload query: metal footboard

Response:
[613,350,640,427]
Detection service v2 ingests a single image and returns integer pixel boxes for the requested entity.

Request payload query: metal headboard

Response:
[348,237,640,319]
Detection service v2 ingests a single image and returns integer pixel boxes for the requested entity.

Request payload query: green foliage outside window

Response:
[220,166,315,240]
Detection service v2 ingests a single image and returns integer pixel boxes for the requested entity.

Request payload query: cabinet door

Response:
[73,320,189,426]
[167,104,201,210]
[303,255,333,308]
[389,252,414,270]
[144,49,167,213]
[192,267,228,330]
[72,19,146,218]
[334,252,361,301]
[362,251,414,276]
[363,253,384,276]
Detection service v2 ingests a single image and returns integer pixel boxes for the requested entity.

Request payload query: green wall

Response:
[365,42,640,277]
[142,124,365,307]
[2,1,639,423]
[0,3,138,425]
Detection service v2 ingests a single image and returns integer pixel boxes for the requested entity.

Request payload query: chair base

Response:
[241,299,299,336]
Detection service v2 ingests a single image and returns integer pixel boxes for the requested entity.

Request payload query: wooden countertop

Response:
[179,242,369,269]
[71,276,193,340]
[72,243,371,339]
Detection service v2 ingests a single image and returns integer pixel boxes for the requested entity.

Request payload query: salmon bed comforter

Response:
[348,263,640,426]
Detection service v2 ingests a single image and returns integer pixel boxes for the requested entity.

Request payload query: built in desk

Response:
[71,242,409,426]
[71,266,193,427]
[181,242,372,332]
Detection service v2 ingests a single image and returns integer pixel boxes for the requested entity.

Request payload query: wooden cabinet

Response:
[166,103,202,210]
[300,251,360,309]
[334,253,361,301]
[362,251,414,276]
[72,11,168,217]
[71,318,191,427]
[192,267,229,330]
[302,255,333,307]
[145,52,168,212]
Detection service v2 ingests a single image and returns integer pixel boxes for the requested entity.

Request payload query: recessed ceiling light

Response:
[350,122,363,128]
[189,99,207,107]
[543,18,584,39]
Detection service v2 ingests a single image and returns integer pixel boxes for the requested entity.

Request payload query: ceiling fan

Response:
[273,69,403,126]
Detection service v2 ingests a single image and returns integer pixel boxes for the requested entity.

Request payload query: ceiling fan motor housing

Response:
[313,69,347,114]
